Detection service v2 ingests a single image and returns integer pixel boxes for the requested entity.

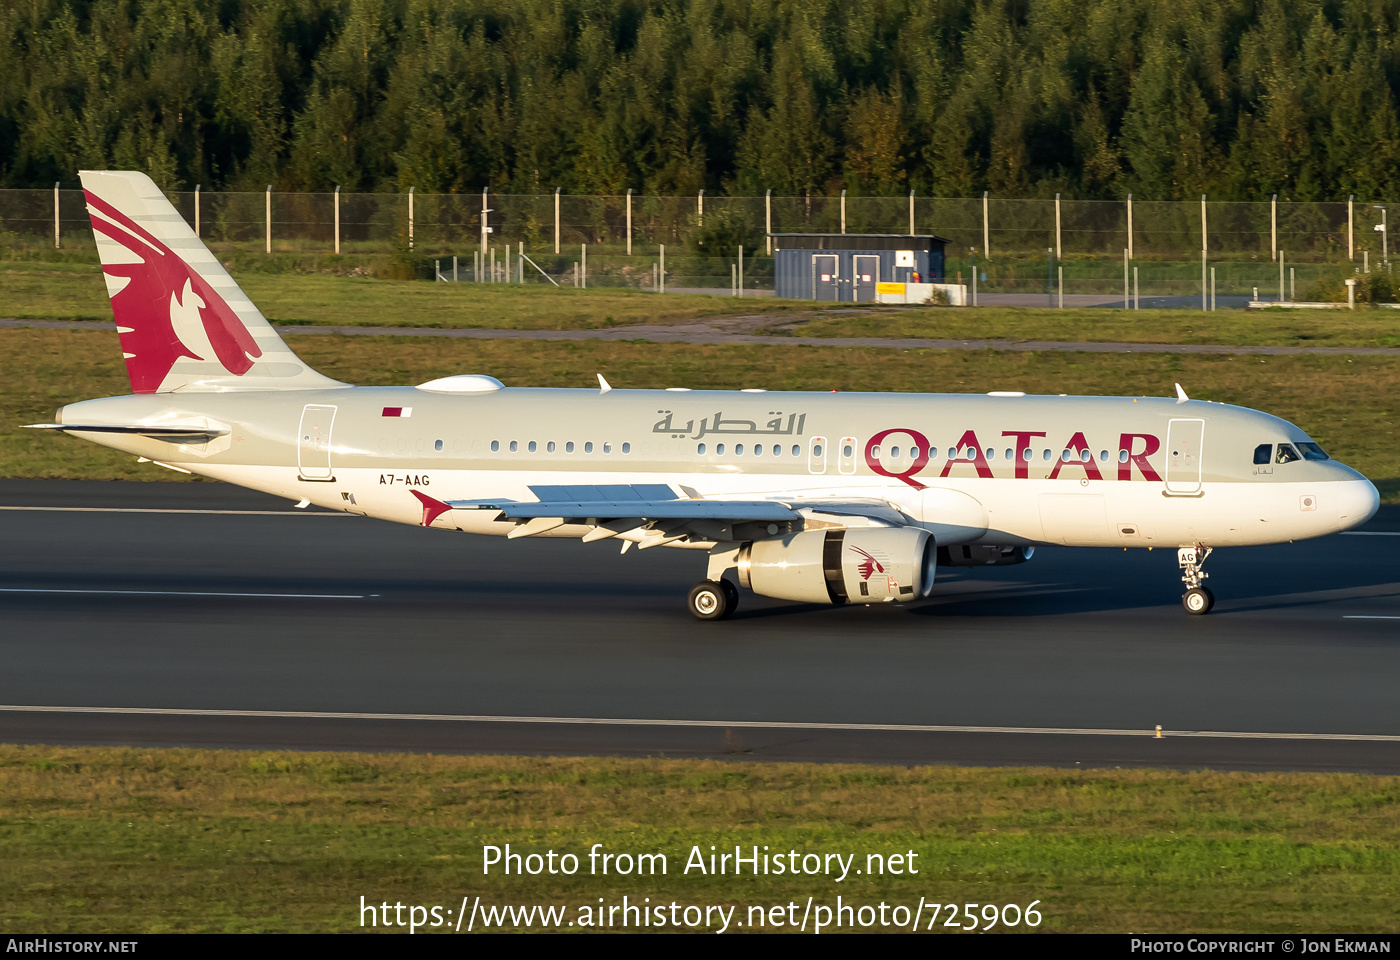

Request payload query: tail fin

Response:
[80,171,343,393]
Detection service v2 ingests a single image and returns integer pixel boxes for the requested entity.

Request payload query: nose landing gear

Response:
[1178,544,1215,615]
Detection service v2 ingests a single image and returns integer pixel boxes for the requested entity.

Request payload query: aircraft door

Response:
[853,255,880,302]
[298,404,337,481]
[1165,418,1205,495]
[812,255,839,301]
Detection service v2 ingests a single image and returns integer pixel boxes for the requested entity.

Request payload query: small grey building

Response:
[770,233,950,302]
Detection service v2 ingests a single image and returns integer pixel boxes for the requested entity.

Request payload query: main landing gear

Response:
[688,579,739,621]
[1178,544,1215,615]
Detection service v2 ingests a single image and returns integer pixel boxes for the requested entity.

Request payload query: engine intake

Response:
[738,527,936,605]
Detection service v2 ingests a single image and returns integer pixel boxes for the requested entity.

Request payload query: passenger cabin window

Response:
[1275,443,1301,464]
[1297,442,1330,461]
[1253,444,1272,465]
[491,440,500,452]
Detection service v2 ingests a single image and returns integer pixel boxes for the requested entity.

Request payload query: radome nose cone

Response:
[1341,477,1381,528]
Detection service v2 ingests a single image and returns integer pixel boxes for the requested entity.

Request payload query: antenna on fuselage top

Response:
[1175,383,1190,404]
[597,373,613,394]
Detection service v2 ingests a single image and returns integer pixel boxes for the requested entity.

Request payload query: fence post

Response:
[739,245,744,297]
[518,242,524,283]
[1054,193,1062,260]
[698,189,704,227]
[1126,193,1132,260]
[909,189,915,235]
[333,185,340,254]
[1271,194,1277,261]
[481,187,489,264]
[1279,251,1285,302]
[626,188,633,256]
[765,189,772,254]
[1201,194,1208,312]
[53,182,60,249]
[1349,195,1354,262]
[840,189,846,234]
[1123,248,1129,308]
[408,187,415,250]
[582,243,587,289]
[660,244,665,294]
[194,184,201,239]
[982,191,990,259]
[265,185,271,254]
[554,187,561,254]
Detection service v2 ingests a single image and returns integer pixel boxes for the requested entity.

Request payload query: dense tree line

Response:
[4,0,1400,199]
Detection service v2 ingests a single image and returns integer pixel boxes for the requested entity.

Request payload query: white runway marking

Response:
[0,589,365,599]
[0,506,348,516]
[0,704,1395,742]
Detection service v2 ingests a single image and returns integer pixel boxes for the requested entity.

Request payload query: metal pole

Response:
[481,187,489,261]
[1201,194,1208,312]
[908,189,915,236]
[408,186,414,250]
[971,248,978,307]
[194,184,200,239]
[738,245,744,298]
[765,190,772,255]
[1133,266,1139,309]
[333,185,339,254]
[265,185,271,254]
[1385,208,1389,264]
[53,182,60,249]
[698,189,704,227]
[983,191,990,259]
[1211,267,1216,311]
[731,262,736,296]
[1348,195,1354,261]
[554,187,560,254]
[1124,248,1129,308]
[453,255,458,282]
[660,244,665,294]
[582,243,586,289]
[840,189,846,234]
[1126,193,1133,260]
[1290,266,1295,302]
[1047,247,1053,308]
[626,189,632,256]
[1271,194,1277,261]
[1054,193,1062,260]
[1279,251,1285,302]
[518,242,524,283]
[1058,265,1063,309]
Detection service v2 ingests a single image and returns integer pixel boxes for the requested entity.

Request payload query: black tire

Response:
[720,578,739,611]
[688,581,730,621]
[1182,587,1214,615]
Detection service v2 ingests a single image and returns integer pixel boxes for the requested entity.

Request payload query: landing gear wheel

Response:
[1182,587,1215,615]
[719,578,739,612]
[688,581,731,621]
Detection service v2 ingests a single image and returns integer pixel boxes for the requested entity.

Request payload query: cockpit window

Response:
[1253,443,1272,465]
[1275,443,1301,464]
[1297,442,1330,461]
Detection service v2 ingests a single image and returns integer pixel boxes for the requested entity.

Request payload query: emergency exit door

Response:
[298,404,337,481]
[853,255,880,302]
[812,255,839,301]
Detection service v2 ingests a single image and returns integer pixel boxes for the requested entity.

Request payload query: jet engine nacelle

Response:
[737,527,936,605]
[938,544,1035,567]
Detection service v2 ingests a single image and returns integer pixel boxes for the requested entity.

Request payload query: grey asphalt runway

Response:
[2,479,1398,772]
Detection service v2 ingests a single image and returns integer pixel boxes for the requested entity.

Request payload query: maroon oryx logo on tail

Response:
[85,190,262,393]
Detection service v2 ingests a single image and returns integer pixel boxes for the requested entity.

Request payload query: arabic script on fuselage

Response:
[653,410,807,440]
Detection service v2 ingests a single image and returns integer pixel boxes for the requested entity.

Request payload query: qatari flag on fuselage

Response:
[382,407,413,418]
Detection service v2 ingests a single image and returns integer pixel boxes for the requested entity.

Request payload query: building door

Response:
[812,255,839,301]
[1165,418,1205,495]
[298,404,337,481]
[853,255,880,302]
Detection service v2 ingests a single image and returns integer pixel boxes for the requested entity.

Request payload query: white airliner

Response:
[30,172,1380,619]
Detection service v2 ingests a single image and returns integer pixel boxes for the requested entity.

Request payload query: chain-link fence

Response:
[2,187,1391,302]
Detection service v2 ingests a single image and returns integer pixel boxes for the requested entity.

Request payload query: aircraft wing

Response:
[422,483,912,545]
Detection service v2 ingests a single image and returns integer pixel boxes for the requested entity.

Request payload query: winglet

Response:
[410,489,453,527]
[1174,383,1190,404]
[597,373,612,394]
